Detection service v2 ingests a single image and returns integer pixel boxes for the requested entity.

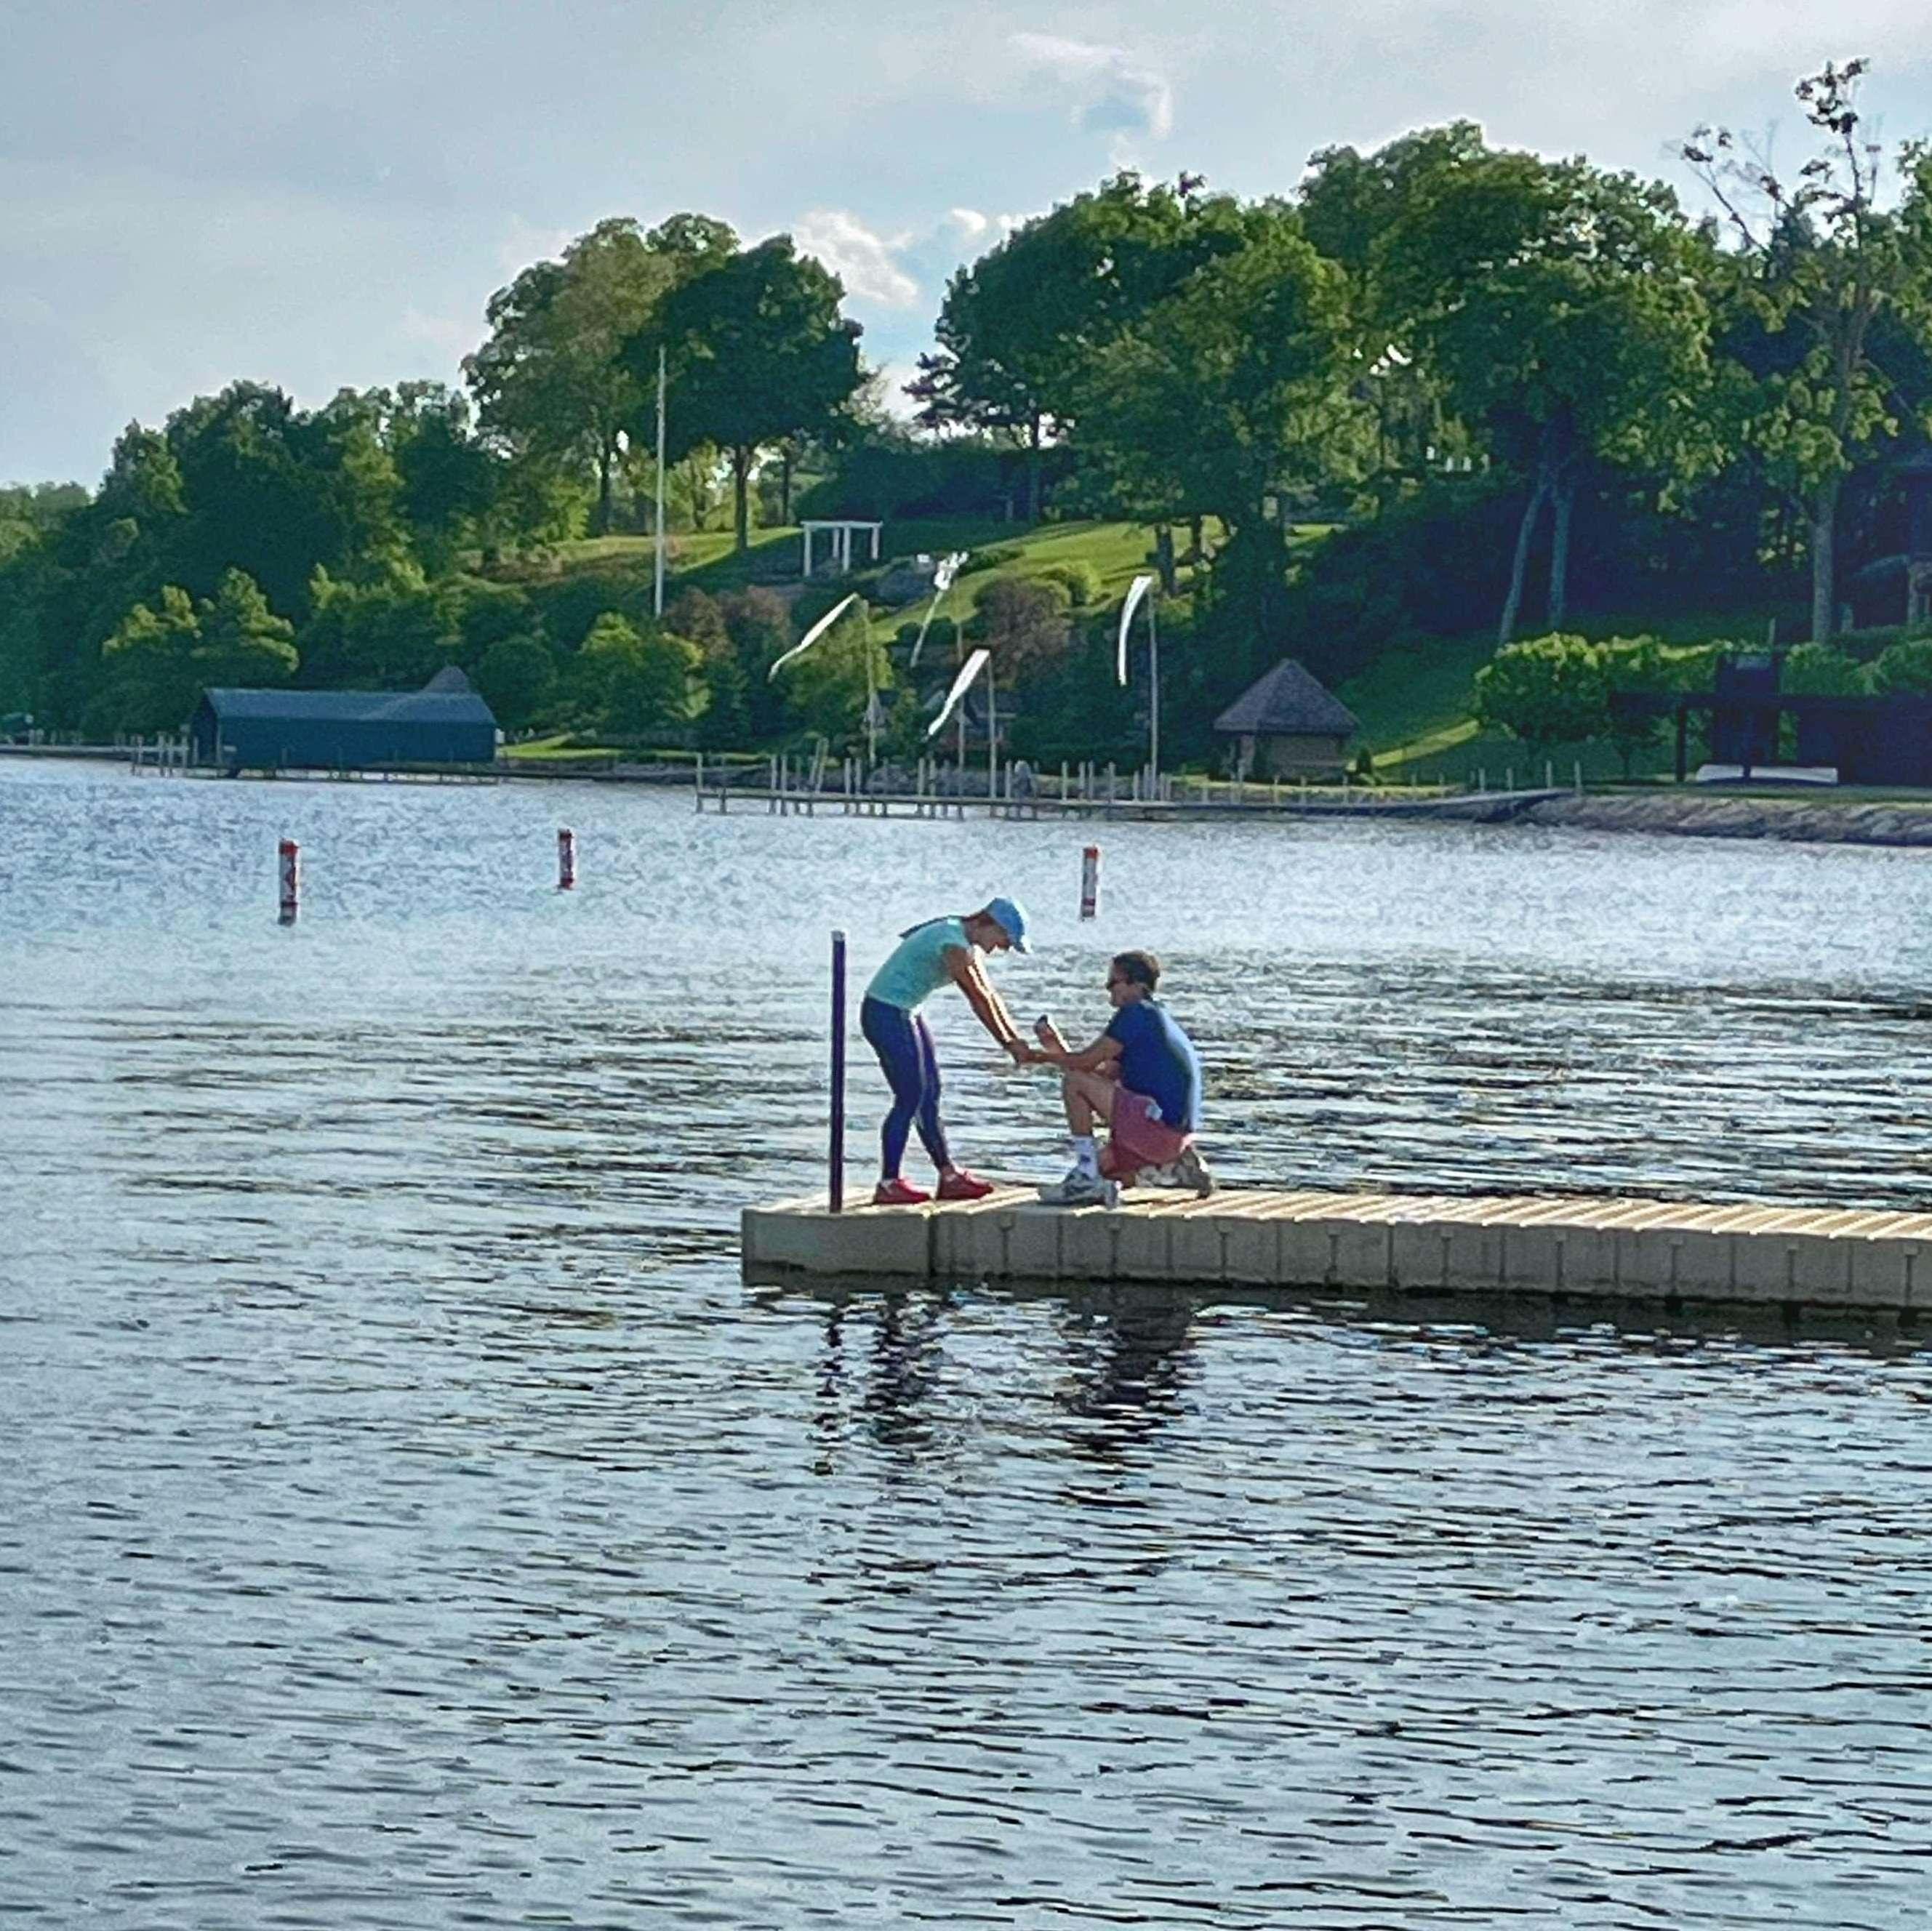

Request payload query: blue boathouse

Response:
[191,666,499,771]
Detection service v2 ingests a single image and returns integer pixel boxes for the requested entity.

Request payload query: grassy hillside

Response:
[1340,605,1788,784]
[526,522,1782,782]
[545,518,1186,603]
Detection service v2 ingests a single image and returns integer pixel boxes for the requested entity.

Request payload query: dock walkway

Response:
[742,1186,1932,1313]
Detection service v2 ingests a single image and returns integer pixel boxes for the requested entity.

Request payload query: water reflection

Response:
[1054,1288,1197,1461]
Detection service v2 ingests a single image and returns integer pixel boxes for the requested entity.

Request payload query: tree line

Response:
[4,60,1930,760]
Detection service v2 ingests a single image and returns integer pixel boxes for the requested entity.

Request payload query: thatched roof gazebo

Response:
[1212,659,1360,779]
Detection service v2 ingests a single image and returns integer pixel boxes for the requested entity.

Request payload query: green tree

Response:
[465,214,738,538]
[97,585,206,732]
[473,633,558,729]
[382,383,500,572]
[576,611,702,738]
[670,589,747,746]
[782,601,889,747]
[1380,153,1715,639]
[162,383,407,617]
[1683,60,1932,642]
[911,174,1267,520]
[1298,124,1489,483]
[298,566,460,688]
[97,570,296,734]
[1078,223,1363,543]
[631,236,863,550]
[1473,633,1611,752]
[199,567,298,686]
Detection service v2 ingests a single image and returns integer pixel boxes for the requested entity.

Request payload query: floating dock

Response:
[742,1187,1932,1313]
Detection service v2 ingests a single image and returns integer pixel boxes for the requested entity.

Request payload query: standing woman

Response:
[861,898,1033,1205]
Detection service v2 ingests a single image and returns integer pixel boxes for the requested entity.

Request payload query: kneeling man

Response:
[1033,949,1211,1206]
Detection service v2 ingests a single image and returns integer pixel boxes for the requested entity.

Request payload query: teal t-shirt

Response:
[866,917,971,1011]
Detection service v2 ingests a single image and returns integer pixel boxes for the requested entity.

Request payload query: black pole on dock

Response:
[829,928,846,1213]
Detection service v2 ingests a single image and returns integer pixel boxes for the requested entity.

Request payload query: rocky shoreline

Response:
[1526,791,1932,848]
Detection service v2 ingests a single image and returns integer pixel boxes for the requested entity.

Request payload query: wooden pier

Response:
[742,1186,1932,1313]
[696,779,1568,825]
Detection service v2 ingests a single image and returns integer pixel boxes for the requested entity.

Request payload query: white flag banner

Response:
[1117,573,1156,686]
[927,648,990,739]
[908,551,970,668]
[768,591,861,679]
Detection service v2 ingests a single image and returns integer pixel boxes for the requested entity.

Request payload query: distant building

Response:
[191,666,499,771]
[1212,658,1360,778]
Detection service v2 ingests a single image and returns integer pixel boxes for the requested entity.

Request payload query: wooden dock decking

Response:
[742,1187,1932,1313]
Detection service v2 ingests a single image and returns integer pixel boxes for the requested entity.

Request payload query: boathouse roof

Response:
[201,665,494,727]
[1212,659,1360,739]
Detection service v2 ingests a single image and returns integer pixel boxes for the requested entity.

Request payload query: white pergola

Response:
[801,519,882,577]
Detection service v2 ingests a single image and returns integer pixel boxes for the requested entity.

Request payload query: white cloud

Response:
[946,207,990,239]
[793,208,921,308]
[1010,32,1174,143]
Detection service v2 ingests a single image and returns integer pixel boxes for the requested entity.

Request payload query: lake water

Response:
[4,757,1930,1928]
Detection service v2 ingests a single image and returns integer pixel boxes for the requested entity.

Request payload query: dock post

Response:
[557,827,577,891]
[829,929,846,1214]
[1574,760,1583,797]
[1081,845,1100,920]
[694,752,705,813]
[278,838,300,926]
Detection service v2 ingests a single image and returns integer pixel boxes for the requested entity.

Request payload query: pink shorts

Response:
[1102,1085,1190,1177]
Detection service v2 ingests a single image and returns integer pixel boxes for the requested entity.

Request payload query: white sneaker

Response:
[1140,1147,1214,1195]
[1036,1168,1120,1208]
[1171,1146,1214,1197]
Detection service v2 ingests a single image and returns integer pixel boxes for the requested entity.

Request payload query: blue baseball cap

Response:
[985,896,1030,952]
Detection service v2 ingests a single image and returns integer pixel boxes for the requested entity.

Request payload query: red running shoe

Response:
[936,1168,995,1202]
[872,1177,931,1206]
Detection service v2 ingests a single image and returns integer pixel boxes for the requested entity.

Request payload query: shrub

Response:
[1038,560,1102,607]
[958,545,1023,576]
[1868,637,1932,695]
[1473,633,1610,751]
[968,577,1071,674]
[1780,642,1864,696]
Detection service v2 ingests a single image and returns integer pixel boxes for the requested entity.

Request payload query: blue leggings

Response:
[860,996,951,1177]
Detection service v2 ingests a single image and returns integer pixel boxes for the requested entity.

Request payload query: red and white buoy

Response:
[278,838,300,926]
[1080,843,1100,920]
[557,827,577,891]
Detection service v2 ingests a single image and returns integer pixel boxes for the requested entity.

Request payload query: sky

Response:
[6,0,1932,486]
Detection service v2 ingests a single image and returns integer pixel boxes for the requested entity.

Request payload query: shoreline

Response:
[1526,791,1932,848]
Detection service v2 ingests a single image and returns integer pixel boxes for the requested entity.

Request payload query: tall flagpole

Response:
[1149,595,1161,780]
[652,346,667,619]
[985,659,997,800]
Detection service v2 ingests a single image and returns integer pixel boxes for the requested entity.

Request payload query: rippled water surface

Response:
[4,758,1931,1927]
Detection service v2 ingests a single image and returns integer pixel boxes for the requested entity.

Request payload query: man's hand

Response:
[1003,1038,1038,1066]
[1033,1016,1071,1056]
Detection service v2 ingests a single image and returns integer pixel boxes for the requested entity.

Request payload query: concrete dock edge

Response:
[741,1187,1929,1314]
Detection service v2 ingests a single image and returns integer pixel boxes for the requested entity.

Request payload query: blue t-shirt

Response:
[865,917,971,1011]
[1105,998,1202,1131]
